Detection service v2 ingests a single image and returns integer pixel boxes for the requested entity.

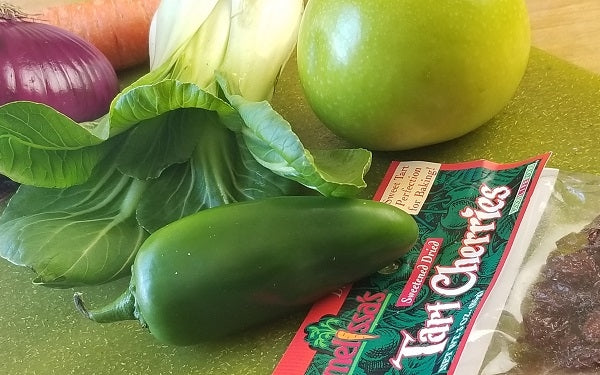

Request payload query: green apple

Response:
[297,0,531,151]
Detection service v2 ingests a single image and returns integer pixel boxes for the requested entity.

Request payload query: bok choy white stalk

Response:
[0,0,372,287]
[150,0,302,101]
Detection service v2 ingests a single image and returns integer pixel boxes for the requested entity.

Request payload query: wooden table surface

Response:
[527,0,600,74]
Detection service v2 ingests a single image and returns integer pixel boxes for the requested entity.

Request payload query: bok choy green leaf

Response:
[0,154,147,286]
[0,0,372,287]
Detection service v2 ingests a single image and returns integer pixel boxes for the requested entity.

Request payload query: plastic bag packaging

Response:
[478,170,600,375]
[276,154,555,375]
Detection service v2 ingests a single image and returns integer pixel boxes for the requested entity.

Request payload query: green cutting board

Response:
[1,47,598,375]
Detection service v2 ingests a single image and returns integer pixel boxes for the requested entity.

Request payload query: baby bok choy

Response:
[0,0,372,287]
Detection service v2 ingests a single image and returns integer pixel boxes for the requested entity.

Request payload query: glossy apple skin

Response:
[297,0,531,151]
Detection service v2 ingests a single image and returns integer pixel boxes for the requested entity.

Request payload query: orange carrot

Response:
[334,329,379,342]
[36,0,160,71]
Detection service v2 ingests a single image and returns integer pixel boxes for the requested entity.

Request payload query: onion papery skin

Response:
[0,19,119,122]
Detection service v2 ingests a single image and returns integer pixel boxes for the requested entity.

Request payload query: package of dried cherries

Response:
[273,153,593,375]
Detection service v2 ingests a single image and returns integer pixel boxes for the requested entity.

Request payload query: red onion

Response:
[0,6,119,122]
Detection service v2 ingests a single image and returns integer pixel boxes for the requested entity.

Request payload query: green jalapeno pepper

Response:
[74,196,418,345]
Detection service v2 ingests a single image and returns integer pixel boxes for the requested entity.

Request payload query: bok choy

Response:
[0,0,372,287]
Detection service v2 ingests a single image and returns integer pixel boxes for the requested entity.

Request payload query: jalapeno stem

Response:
[74,290,137,323]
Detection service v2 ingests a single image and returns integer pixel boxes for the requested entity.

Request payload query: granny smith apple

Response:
[297,0,531,151]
